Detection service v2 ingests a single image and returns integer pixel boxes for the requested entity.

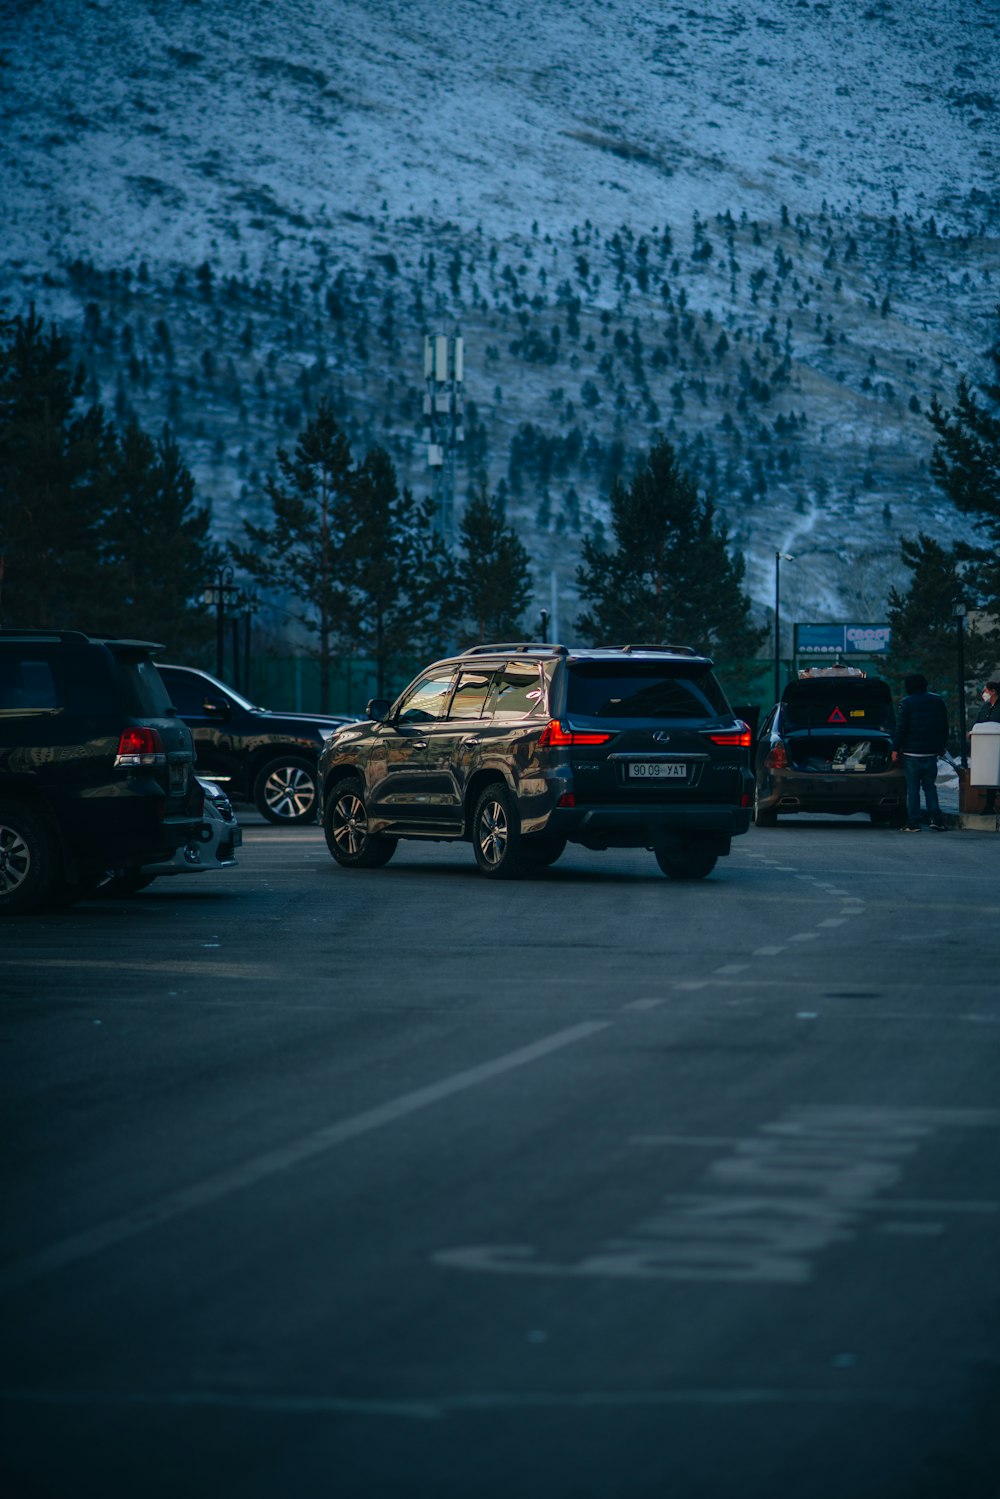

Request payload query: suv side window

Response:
[487,662,545,720]
[0,654,60,712]
[448,669,495,720]
[396,673,456,724]
[163,669,214,717]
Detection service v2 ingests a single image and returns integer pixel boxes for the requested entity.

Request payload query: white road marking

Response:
[753,945,786,956]
[7,958,280,980]
[714,964,750,976]
[0,1021,610,1295]
[622,998,665,1011]
[788,933,820,943]
[818,917,848,928]
[0,1385,922,1416]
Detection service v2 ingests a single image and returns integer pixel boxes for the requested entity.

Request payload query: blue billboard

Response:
[795,623,891,656]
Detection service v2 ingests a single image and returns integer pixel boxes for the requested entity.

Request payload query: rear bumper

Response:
[759,769,905,815]
[547,802,752,848]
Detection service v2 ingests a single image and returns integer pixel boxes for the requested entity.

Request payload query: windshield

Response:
[566,662,730,719]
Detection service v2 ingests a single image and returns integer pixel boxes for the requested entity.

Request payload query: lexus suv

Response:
[318,642,753,880]
[0,630,203,914]
[753,668,905,825]
[158,664,357,824]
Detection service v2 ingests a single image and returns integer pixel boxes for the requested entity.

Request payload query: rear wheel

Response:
[254,755,318,825]
[654,843,718,881]
[472,784,523,879]
[753,785,777,827]
[0,801,62,915]
[324,779,397,868]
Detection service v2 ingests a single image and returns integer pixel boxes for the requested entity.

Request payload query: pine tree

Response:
[456,486,533,645]
[575,437,765,677]
[232,400,355,712]
[927,305,1000,610]
[886,532,995,736]
[0,307,110,627]
[341,445,457,697]
[95,423,220,648]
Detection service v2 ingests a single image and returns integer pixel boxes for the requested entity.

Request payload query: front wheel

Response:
[654,843,718,881]
[472,784,523,879]
[0,801,62,915]
[254,755,319,825]
[324,779,397,868]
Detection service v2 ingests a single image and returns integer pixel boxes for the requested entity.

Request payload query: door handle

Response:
[461,737,478,747]
[412,739,428,750]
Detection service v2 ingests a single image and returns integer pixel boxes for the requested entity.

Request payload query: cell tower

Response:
[423,332,464,542]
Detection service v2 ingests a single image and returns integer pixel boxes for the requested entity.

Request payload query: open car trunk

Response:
[785,730,894,773]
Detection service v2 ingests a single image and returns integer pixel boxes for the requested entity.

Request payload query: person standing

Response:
[972,680,1000,814]
[892,673,949,831]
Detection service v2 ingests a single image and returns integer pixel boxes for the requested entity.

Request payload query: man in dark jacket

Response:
[892,673,949,831]
[972,679,1000,813]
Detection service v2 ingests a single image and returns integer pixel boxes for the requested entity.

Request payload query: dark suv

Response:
[158,664,356,824]
[318,642,753,880]
[0,630,203,914]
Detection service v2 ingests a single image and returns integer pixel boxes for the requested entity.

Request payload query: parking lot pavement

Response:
[2,819,999,1499]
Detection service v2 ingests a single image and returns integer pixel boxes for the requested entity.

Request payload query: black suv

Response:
[158,664,356,824]
[0,630,203,913]
[318,642,753,880]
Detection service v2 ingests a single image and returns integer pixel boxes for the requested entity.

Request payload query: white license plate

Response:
[627,761,687,780]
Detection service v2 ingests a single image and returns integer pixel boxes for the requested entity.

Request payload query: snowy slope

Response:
[1,0,998,629]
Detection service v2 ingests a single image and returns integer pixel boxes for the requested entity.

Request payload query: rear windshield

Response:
[116,656,174,717]
[566,662,730,719]
[782,686,894,731]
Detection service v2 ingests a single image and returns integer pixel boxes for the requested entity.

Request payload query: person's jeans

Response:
[903,754,941,824]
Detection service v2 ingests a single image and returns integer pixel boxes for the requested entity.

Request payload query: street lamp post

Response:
[953,598,968,769]
[774,551,794,704]
[205,564,238,681]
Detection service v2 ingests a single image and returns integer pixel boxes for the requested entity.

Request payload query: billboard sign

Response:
[795,623,891,656]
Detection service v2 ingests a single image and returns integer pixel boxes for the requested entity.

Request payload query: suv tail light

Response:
[704,722,752,748]
[538,719,614,748]
[765,742,788,770]
[115,726,167,767]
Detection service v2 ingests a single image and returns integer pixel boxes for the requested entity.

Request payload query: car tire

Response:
[254,755,319,825]
[654,843,718,880]
[753,786,778,827]
[472,783,524,879]
[0,800,63,915]
[521,834,567,869]
[324,779,397,868]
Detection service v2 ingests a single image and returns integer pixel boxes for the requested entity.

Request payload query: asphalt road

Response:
[2,817,999,1499]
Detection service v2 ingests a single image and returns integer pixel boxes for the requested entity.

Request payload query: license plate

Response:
[627,761,687,780]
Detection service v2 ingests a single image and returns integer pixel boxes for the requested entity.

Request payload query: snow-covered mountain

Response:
[2,0,998,634]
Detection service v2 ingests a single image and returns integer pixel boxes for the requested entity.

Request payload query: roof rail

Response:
[460,642,568,657]
[605,642,698,656]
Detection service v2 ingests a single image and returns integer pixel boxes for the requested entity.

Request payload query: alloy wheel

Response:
[477,797,508,868]
[331,791,368,856]
[0,823,30,896]
[262,764,317,821]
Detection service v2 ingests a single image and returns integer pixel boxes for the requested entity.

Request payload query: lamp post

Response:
[774,551,794,704]
[204,564,238,681]
[952,597,968,769]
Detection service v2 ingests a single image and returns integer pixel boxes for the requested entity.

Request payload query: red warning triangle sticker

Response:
[828,706,847,723]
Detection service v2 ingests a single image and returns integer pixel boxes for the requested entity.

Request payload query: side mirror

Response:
[366,697,392,723]
[202,698,231,719]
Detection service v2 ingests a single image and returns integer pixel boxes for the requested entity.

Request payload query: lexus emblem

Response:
[653,731,671,743]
